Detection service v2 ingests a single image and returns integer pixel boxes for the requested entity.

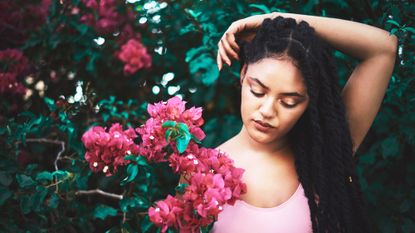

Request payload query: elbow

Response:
[385,34,398,57]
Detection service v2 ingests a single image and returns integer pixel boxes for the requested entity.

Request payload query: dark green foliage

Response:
[0,0,413,232]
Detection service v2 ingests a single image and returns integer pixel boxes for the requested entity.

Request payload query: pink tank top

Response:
[210,183,312,233]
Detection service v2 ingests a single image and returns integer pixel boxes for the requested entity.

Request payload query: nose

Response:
[259,97,276,119]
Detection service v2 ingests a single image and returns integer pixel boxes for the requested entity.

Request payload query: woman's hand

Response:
[217,13,276,70]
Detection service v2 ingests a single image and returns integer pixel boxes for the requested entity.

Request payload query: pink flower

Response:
[81,123,140,175]
[148,195,184,233]
[117,38,152,75]
[0,49,29,97]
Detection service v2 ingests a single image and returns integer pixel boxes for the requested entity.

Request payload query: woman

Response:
[211,12,397,233]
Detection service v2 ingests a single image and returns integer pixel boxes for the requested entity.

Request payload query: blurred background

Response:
[0,0,413,232]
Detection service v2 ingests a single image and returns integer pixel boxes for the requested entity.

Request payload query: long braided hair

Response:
[237,16,372,233]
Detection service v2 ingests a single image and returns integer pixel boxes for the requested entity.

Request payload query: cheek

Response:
[240,88,257,120]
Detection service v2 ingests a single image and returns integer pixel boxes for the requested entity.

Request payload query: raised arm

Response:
[217,12,398,154]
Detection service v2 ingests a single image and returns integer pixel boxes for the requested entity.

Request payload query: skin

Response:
[237,57,309,155]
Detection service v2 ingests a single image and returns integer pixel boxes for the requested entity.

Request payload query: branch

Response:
[19,138,66,171]
[75,189,124,200]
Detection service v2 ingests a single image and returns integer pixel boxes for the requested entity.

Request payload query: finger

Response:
[216,52,222,71]
[221,37,239,61]
[225,32,240,53]
[218,43,231,66]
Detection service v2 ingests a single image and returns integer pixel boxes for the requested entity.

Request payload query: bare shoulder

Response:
[215,136,240,161]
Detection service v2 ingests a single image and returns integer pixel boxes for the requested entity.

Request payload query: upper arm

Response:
[341,39,398,154]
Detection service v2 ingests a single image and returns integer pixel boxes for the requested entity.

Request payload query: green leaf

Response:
[20,195,32,214]
[141,215,154,233]
[249,4,271,13]
[189,54,220,85]
[175,183,189,195]
[403,26,415,34]
[381,136,400,159]
[52,170,70,180]
[121,164,139,185]
[176,133,191,153]
[36,171,53,182]
[0,186,12,206]
[176,123,189,134]
[16,174,36,188]
[162,120,177,128]
[93,205,118,220]
[165,129,173,142]
[390,28,399,35]
[386,19,401,27]
[32,186,48,212]
[46,193,59,209]
[0,172,13,186]
[120,196,149,212]
[185,47,207,63]
[44,97,57,112]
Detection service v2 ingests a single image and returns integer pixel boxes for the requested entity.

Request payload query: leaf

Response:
[120,196,149,212]
[46,193,59,209]
[0,172,13,186]
[0,186,12,206]
[176,133,191,153]
[44,97,56,112]
[36,171,53,182]
[52,170,70,180]
[121,164,138,185]
[16,174,36,188]
[93,205,118,220]
[390,28,399,35]
[165,129,173,143]
[175,183,189,195]
[249,4,271,13]
[176,123,189,135]
[403,26,415,34]
[185,47,207,63]
[162,120,177,128]
[381,136,400,159]
[386,19,401,27]
[141,215,154,233]
[20,195,32,214]
[32,186,49,212]
[189,54,220,85]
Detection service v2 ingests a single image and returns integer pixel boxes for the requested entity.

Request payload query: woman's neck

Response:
[236,126,293,158]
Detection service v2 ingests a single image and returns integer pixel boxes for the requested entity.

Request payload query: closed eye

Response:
[250,90,264,97]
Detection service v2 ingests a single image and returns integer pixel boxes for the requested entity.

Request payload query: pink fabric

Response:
[210,183,312,233]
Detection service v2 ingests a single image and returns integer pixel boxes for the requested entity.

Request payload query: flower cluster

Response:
[0,49,29,97]
[82,96,246,232]
[135,97,205,162]
[81,123,139,176]
[149,144,246,232]
[0,0,51,47]
[80,0,131,35]
[116,39,152,75]
[80,0,151,75]
[139,97,246,232]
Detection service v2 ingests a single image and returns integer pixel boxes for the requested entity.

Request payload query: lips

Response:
[253,120,274,128]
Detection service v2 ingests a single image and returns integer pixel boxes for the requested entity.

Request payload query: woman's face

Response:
[240,57,309,144]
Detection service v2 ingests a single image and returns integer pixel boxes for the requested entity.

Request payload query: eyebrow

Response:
[247,76,306,98]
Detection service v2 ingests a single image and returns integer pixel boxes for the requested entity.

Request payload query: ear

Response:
[240,63,248,85]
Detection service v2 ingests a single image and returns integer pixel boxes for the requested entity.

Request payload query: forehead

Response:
[245,57,306,92]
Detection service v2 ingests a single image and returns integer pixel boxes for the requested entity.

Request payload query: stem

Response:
[75,189,124,200]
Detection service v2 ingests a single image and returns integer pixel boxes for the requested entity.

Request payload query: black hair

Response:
[238,16,372,233]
